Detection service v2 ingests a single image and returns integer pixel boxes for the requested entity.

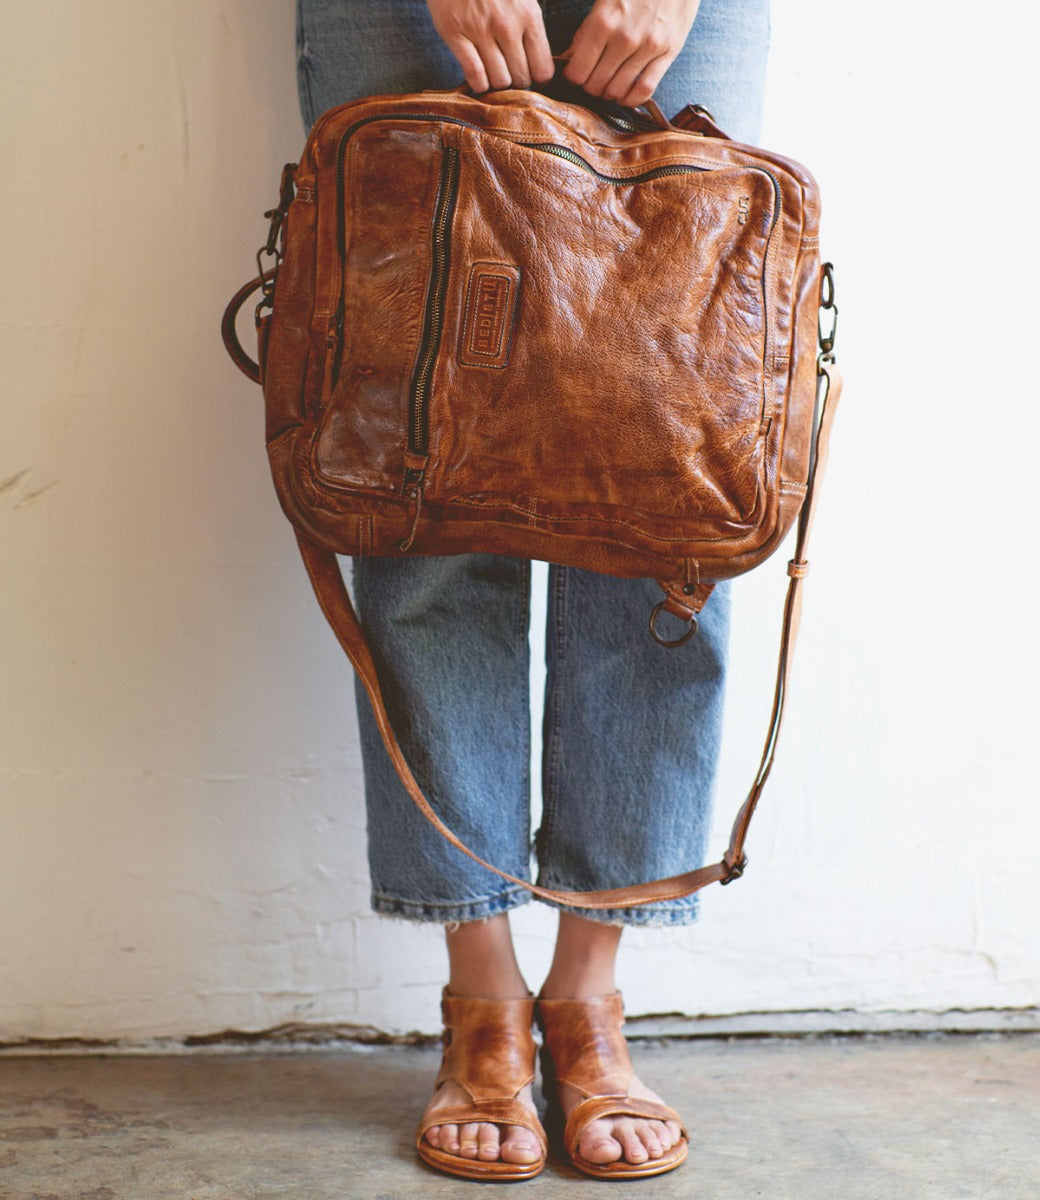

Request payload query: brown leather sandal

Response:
[416,989,547,1182]
[537,992,689,1180]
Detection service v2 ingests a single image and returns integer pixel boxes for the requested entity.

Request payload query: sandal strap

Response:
[436,990,537,1102]
[537,992,633,1096]
[563,1094,686,1158]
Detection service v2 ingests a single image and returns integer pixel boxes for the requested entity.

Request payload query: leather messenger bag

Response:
[222,81,841,910]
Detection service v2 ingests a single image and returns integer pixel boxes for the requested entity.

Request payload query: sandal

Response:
[537,991,689,1180]
[416,988,547,1181]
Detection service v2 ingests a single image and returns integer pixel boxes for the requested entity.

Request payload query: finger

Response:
[474,37,515,90]
[599,51,650,103]
[497,30,534,88]
[581,29,641,97]
[560,24,608,88]
[447,36,491,93]
[463,32,515,91]
[523,18,556,83]
[617,51,672,107]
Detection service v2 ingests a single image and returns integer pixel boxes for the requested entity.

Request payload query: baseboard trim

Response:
[2,1008,1038,1056]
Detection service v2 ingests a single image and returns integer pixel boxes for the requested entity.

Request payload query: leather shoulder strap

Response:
[292,359,841,909]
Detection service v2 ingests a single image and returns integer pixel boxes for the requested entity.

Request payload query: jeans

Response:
[295,0,771,926]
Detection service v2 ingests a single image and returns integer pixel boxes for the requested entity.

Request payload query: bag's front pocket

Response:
[422,128,779,538]
[311,122,451,497]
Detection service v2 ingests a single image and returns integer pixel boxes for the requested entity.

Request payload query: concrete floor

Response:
[0,1035,1037,1199]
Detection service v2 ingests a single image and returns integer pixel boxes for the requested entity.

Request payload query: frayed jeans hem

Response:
[371,885,701,927]
[371,886,531,925]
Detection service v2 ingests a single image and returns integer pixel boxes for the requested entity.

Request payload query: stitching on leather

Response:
[458,261,519,368]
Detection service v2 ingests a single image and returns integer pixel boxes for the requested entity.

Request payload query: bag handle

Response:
[454,56,677,131]
[290,347,841,909]
[221,276,265,384]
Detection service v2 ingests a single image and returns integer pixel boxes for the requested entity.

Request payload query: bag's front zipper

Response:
[396,144,460,549]
[408,146,460,457]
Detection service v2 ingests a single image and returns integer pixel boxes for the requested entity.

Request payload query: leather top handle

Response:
[455,57,675,131]
[221,276,265,384]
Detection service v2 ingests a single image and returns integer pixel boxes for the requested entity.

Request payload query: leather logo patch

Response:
[459,263,519,369]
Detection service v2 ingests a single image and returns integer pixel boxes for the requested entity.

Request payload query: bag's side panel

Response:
[779,227,823,498]
[263,186,319,445]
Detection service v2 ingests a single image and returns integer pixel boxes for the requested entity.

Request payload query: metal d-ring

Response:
[649,601,698,648]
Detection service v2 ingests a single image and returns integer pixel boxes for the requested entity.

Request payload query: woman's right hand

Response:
[426,0,555,93]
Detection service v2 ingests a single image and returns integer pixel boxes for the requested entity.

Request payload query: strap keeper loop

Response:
[721,853,748,885]
[787,559,810,579]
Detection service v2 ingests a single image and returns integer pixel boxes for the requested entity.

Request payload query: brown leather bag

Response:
[223,82,841,909]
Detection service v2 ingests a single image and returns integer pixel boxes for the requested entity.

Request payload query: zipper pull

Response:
[398,467,426,552]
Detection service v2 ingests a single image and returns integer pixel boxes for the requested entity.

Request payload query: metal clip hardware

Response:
[649,602,698,648]
[817,261,838,360]
[254,163,298,324]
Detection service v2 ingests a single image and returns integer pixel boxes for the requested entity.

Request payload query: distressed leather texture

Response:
[259,87,822,588]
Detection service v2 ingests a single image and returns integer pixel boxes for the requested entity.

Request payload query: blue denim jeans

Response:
[295,0,770,926]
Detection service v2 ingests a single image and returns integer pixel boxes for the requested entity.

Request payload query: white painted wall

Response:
[1,1,1037,1044]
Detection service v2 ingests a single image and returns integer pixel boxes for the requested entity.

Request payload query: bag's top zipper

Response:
[525,141,708,184]
[330,111,782,382]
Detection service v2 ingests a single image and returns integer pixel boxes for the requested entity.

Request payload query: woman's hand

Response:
[426,0,555,93]
[561,0,701,107]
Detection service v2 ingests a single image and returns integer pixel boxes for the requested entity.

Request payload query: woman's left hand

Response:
[560,0,701,107]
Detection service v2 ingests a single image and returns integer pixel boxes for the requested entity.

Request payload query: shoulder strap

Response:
[292,358,841,910]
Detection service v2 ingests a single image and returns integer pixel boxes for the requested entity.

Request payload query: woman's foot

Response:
[553,1075,684,1167]
[538,913,687,1175]
[419,915,545,1174]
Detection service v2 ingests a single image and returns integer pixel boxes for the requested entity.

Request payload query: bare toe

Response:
[427,1122,460,1152]
[618,1121,650,1164]
[458,1121,481,1158]
[500,1128,542,1165]
[580,1118,624,1165]
[641,1122,665,1158]
[476,1121,501,1160]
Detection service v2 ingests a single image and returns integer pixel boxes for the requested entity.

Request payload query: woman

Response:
[295,0,770,1181]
